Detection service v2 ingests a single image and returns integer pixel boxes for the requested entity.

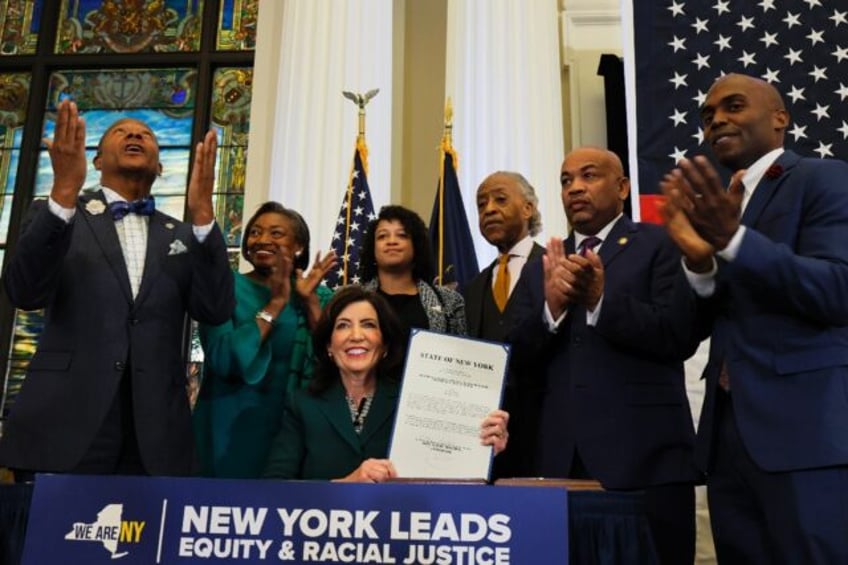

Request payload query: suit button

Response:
[129,318,139,325]
[114,361,125,371]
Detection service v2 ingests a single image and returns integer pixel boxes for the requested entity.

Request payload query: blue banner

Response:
[23,474,568,564]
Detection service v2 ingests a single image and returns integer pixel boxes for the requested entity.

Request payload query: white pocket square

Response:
[168,239,188,256]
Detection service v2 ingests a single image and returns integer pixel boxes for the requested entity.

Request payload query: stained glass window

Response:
[35,68,197,219]
[55,0,204,54]
[210,67,252,249]
[0,74,31,254]
[217,0,258,51]
[0,72,33,423]
[0,0,42,56]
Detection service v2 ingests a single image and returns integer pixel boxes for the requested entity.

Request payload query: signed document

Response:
[389,329,509,480]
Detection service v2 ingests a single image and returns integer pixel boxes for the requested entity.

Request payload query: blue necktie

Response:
[109,197,155,221]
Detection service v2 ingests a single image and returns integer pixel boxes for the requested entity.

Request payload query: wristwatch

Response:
[255,310,276,325]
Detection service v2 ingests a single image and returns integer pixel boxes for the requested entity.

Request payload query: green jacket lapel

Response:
[360,379,399,446]
[318,382,363,452]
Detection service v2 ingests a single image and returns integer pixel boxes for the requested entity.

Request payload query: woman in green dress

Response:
[193,202,336,478]
[263,286,509,482]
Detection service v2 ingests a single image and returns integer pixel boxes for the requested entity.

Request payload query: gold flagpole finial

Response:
[443,97,453,146]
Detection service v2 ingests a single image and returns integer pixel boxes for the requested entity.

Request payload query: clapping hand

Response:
[295,250,338,300]
[666,157,744,251]
[660,158,745,271]
[543,237,574,319]
[268,244,295,307]
[562,250,604,311]
[544,237,605,316]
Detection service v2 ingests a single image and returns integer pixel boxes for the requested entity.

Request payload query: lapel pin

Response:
[618,237,628,245]
[85,200,106,216]
[165,222,175,230]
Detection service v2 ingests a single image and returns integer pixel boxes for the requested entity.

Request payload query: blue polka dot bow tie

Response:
[109,196,155,221]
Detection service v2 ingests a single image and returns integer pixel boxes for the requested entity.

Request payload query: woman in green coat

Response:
[193,202,336,478]
[264,286,509,482]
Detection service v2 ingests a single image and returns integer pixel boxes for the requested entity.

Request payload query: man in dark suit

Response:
[509,147,701,564]
[463,171,544,479]
[661,73,848,563]
[0,99,235,478]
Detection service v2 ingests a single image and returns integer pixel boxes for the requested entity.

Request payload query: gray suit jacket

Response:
[362,279,466,335]
[0,190,234,475]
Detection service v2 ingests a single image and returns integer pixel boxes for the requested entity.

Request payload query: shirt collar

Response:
[574,213,622,250]
[100,185,150,205]
[503,234,535,258]
[742,147,784,192]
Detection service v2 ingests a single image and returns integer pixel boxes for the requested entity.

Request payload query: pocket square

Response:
[168,239,188,256]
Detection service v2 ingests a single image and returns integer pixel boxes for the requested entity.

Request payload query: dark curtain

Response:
[597,54,632,219]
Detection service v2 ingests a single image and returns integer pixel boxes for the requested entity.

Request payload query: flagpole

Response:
[341,89,379,285]
[436,98,455,285]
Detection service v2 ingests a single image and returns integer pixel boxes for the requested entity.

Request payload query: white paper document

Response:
[389,329,509,480]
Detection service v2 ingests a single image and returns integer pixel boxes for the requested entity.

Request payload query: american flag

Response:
[627,0,848,222]
[324,140,377,289]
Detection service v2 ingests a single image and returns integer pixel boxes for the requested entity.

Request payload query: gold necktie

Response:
[493,254,511,312]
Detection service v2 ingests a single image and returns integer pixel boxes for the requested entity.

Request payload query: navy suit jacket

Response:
[695,150,848,472]
[0,191,235,475]
[508,216,701,489]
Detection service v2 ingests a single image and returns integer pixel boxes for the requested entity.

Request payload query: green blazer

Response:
[264,379,399,480]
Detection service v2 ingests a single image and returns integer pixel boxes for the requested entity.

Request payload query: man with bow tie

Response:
[0,99,235,478]
[508,147,702,564]
[661,73,848,563]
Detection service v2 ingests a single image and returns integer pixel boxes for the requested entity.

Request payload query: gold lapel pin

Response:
[618,237,628,245]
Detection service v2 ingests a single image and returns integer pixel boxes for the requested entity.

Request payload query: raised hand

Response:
[46,100,87,208]
[294,250,338,300]
[187,129,218,226]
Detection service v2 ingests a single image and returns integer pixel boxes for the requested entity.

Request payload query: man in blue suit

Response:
[661,73,848,563]
[0,99,235,478]
[509,147,701,564]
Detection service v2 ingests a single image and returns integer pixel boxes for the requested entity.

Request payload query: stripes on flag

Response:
[324,138,377,289]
